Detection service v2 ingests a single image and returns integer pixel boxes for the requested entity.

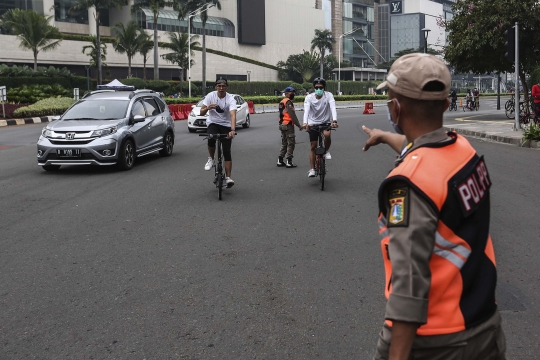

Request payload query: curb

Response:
[443,126,522,146]
[0,116,54,127]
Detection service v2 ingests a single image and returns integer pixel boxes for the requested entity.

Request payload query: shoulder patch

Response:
[388,187,409,227]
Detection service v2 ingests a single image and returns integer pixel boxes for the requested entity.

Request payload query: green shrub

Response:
[0,76,72,89]
[164,94,387,105]
[302,82,312,91]
[7,84,71,103]
[146,79,171,93]
[119,77,146,89]
[523,123,540,141]
[13,97,75,118]
[0,64,71,77]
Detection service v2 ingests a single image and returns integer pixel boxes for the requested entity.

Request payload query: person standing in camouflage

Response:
[277,87,303,168]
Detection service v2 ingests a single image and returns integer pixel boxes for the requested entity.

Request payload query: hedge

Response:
[0,76,97,91]
[165,94,389,105]
[13,97,75,118]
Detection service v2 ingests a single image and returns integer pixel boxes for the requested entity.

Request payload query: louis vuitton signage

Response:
[390,0,403,14]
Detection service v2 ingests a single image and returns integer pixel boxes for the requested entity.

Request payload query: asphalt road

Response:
[0,107,539,359]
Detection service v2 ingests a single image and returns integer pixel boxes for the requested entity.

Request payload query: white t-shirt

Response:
[303,91,338,125]
[203,91,237,127]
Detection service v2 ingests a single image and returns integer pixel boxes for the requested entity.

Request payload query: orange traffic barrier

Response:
[460,99,463,107]
[363,102,375,114]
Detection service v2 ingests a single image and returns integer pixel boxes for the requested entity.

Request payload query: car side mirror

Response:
[132,115,145,123]
[52,116,60,121]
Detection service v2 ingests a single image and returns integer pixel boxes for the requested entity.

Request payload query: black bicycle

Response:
[312,124,335,191]
[449,99,458,111]
[200,133,235,200]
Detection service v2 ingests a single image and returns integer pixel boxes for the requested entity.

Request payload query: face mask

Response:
[288,94,295,101]
[315,89,324,96]
[386,99,404,135]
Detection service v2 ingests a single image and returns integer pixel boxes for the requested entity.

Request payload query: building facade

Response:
[0,0,325,82]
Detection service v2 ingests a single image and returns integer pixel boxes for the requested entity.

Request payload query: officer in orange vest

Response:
[277,86,303,168]
[362,53,506,360]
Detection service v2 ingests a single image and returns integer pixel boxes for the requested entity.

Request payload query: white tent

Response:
[96,79,136,91]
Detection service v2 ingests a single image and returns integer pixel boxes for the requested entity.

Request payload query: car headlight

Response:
[42,128,52,137]
[91,126,118,137]
[189,111,195,117]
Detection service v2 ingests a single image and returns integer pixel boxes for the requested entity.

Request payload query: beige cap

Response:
[377,53,451,100]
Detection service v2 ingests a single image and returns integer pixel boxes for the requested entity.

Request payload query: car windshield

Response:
[197,100,204,107]
[62,99,130,120]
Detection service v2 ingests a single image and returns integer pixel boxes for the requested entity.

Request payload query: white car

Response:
[187,94,251,133]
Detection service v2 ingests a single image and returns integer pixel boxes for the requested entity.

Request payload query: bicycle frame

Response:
[312,124,334,191]
[200,133,231,200]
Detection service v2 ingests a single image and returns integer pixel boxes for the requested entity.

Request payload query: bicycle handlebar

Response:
[199,133,237,139]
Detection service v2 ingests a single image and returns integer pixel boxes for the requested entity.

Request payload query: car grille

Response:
[45,153,99,160]
[49,139,94,145]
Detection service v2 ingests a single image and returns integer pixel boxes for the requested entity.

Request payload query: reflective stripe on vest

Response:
[279,98,293,125]
[377,133,497,336]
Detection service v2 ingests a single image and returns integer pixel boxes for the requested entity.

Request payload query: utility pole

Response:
[514,22,519,130]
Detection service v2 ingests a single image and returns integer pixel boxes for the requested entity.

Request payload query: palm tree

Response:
[112,20,145,78]
[131,0,174,81]
[138,31,154,81]
[1,9,62,72]
[161,32,200,94]
[292,50,320,83]
[82,35,107,69]
[311,29,335,78]
[177,0,221,95]
[69,0,124,85]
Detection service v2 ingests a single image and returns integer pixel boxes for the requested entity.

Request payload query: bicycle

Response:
[199,132,235,200]
[449,100,458,111]
[462,99,476,112]
[311,124,335,191]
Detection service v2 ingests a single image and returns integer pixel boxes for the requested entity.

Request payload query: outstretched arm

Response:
[362,125,405,154]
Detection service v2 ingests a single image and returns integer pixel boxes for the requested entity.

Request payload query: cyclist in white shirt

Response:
[303,77,338,177]
[200,77,237,188]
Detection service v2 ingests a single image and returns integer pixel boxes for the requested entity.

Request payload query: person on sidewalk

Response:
[362,53,506,360]
[531,81,540,120]
[303,77,338,178]
[200,77,237,188]
[277,87,303,168]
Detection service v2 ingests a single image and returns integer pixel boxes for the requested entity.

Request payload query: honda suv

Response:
[37,89,175,171]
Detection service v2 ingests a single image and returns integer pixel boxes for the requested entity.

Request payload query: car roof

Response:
[83,89,160,101]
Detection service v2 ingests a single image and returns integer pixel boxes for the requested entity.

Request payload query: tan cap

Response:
[377,53,450,100]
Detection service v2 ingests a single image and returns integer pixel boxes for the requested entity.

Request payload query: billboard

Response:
[237,0,266,45]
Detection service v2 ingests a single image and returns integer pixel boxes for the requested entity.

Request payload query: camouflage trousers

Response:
[279,123,296,159]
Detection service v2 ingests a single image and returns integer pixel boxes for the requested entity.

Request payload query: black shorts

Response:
[308,123,331,142]
[207,123,232,161]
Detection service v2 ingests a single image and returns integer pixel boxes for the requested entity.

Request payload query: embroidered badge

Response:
[388,188,408,226]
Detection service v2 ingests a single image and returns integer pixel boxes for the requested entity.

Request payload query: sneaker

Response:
[225,177,235,188]
[204,157,214,171]
[308,169,316,177]
[286,158,297,168]
[324,151,332,160]
[277,156,286,167]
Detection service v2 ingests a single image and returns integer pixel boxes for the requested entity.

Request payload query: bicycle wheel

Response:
[216,141,223,200]
[319,156,325,191]
[505,103,514,119]
[218,170,223,200]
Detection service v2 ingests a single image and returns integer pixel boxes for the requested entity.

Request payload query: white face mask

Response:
[386,99,404,135]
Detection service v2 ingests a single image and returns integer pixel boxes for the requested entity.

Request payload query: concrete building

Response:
[0,0,325,82]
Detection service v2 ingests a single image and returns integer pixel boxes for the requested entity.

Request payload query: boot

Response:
[277,156,286,167]
[286,158,297,168]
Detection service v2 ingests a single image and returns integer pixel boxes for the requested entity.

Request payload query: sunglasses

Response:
[314,86,324,90]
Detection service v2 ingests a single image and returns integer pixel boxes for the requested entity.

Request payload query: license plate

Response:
[57,149,81,158]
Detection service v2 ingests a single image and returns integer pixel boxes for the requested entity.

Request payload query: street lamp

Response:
[339,27,361,95]
[179,66,183,96]
[85,64,91,92]
[188,2,216,98]
[247,70,251,95]
[422,28,431,54]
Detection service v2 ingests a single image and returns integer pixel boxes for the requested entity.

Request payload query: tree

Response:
[444,0,540,104]
[177,0,221,96]
[70,0,124,85]
[292,50,320,83]
[112,20,146,78]
[131,0,174,81]
[1,9,62,72]
[82,35,107,69]
[311,29,335,78]
[161,31,200,93]
[138,32,154,81]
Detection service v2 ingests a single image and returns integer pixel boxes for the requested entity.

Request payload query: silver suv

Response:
[37,89,175,171]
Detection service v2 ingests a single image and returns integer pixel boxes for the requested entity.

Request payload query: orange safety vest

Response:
[378,132,497,336]
[279,98,294,125]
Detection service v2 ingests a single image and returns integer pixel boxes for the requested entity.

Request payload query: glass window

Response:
[131,101,146,117]
[55,0,89,24]
[62,99,129,120]
[143,98,160,116]
[155,97,166,113]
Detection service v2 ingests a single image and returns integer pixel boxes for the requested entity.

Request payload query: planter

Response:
[531,140,539,148]
[521,139,531,148]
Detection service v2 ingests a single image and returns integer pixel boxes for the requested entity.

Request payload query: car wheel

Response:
[188,128,196,133]
[42,165,61,171]
[117,139,135,171]
[159,131,174,157]
[242,114,250,128]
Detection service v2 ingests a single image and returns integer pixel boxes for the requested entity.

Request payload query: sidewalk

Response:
[443,120,534,148]
[0,116,54,127]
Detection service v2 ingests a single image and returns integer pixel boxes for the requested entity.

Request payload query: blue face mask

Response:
[315,88,324,97]
[386,99,404,135]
